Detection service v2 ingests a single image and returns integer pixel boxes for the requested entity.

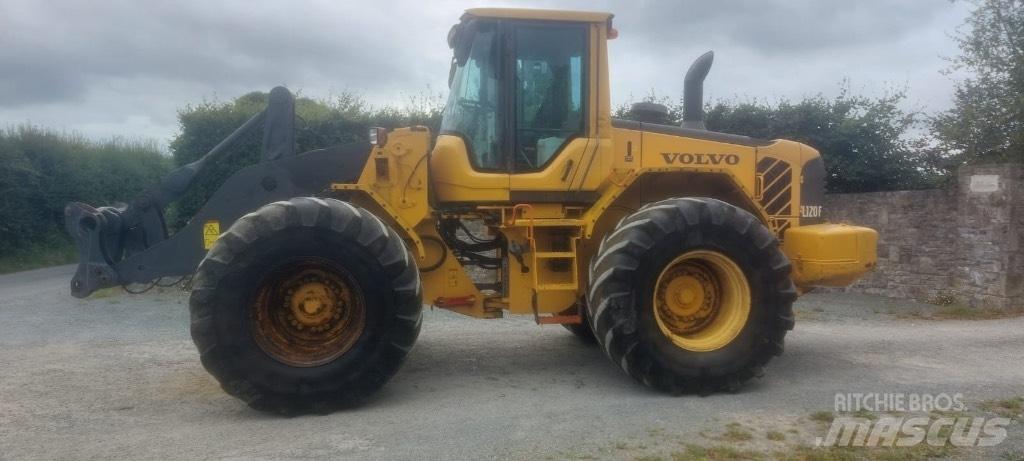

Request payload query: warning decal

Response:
[202,220,221,250]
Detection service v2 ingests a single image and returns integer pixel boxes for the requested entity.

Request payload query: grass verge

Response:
[782,443,953,461]
[639,443,956,461]
[898,304,1024,321]
[979,396,1024,419]
[0,235,76,274]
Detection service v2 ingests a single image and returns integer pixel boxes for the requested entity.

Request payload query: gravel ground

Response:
[1,265,1022,460]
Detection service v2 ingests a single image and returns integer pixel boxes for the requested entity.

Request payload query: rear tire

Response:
[587,197,795,394]
[189,197,421,414]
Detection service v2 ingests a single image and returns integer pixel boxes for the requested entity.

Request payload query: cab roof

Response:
[463,8,613,23]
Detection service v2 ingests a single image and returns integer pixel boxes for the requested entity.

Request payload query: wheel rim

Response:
[653,250,751,352]
[251,258,366,367]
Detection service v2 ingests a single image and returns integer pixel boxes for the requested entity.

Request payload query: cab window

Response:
[441,23,502,170]
[513,24,587,172]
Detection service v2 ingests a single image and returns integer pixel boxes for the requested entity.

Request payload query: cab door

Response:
[507,22,595,202]
[432,20,510,203]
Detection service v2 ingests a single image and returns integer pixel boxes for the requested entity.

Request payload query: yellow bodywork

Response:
[329,7,877,319]
[783,224,879,289]
[463,7,613,23]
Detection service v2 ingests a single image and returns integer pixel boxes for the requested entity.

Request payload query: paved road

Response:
[1,265,1022,460]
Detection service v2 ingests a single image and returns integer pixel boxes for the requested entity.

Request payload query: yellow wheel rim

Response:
[653,250,751,352]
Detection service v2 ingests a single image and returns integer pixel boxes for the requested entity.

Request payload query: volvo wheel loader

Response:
[65,8,877,414]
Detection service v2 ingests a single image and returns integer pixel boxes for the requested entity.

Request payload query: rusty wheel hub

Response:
[251,260,366,367]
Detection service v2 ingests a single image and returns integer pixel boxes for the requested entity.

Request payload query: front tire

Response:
[587,197,796,394]
[189,197,421,414]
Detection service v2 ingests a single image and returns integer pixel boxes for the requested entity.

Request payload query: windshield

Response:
[441,23,502,170]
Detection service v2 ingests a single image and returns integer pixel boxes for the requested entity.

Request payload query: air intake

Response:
[630,101,670,124]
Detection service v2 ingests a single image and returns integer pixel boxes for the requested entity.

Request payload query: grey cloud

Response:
[0,0,969,148]
[618,0,947,55]
[0,1,427,107]
[0,55,88,106]
[520,0,948,55]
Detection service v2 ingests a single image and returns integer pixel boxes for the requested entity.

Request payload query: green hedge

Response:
[0,126,169,272]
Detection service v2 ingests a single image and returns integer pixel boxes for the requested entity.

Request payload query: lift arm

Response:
[64,87,370,298]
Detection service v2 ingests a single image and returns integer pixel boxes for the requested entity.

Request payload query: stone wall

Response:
[823,164,1023,309]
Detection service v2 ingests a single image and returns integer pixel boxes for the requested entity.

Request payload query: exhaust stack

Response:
[681,51,714,130]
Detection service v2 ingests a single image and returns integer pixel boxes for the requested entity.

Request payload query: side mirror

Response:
[450,22,474,66]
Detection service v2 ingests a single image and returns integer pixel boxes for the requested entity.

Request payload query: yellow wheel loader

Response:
[64,8,877,414]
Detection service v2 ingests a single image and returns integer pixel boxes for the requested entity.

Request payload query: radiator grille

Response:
[757,156,794,235]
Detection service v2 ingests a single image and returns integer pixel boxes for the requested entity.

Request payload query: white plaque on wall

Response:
[969,175,1000,193]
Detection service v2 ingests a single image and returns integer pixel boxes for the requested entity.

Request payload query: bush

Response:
[0,126,169,271]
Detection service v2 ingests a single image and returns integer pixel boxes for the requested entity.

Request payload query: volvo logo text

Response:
[661,152,740,165]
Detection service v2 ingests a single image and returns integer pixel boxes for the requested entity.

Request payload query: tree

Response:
[932,0,1024,165]
[0,138,42,254]
[616,88,939,193]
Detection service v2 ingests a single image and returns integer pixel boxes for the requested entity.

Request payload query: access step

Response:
[535,314,582,325]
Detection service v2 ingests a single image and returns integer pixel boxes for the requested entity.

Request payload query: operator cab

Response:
[444,16,586,172]
[430,8,615,204]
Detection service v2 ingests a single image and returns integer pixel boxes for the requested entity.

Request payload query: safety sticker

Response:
[202,220,221,250]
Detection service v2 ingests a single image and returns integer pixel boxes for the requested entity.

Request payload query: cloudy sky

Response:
[0,0,971,151]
